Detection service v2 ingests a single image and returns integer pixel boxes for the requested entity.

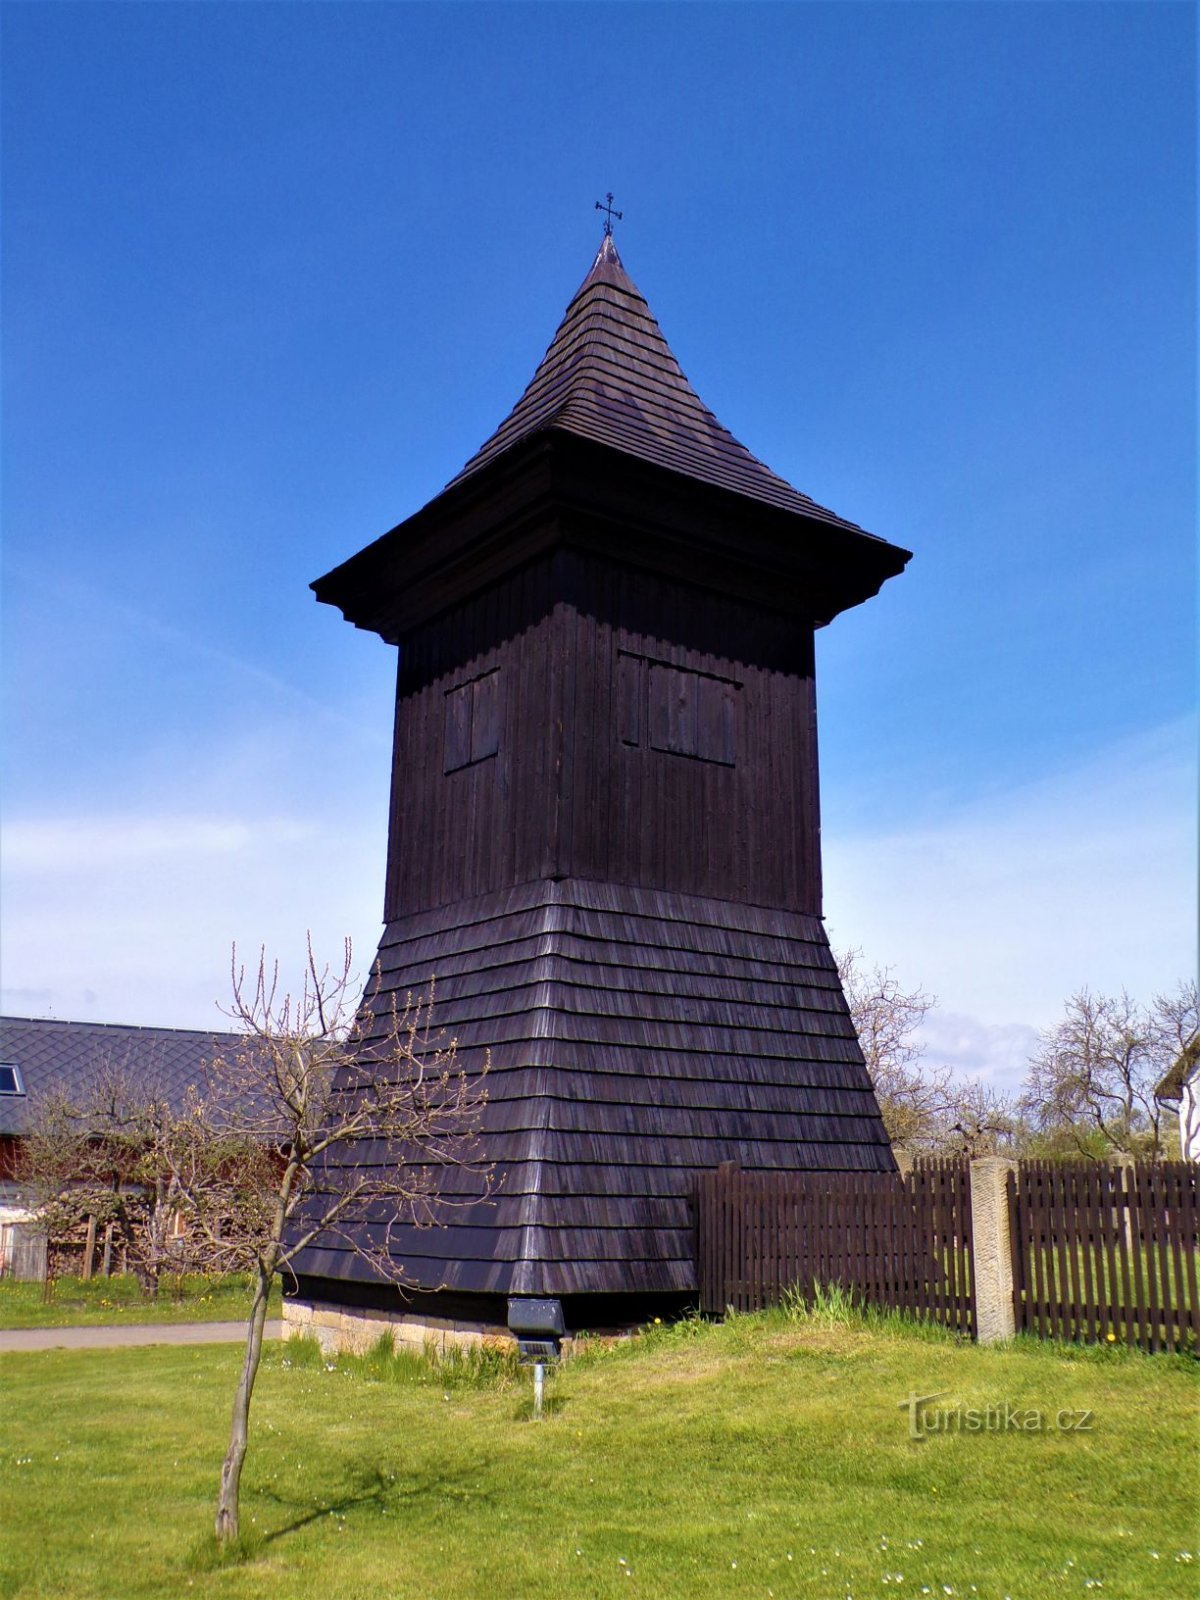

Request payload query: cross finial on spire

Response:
[595,192,622,237]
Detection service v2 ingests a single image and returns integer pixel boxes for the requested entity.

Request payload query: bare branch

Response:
[1018,983,1196,1160]
[183,935,492,1544]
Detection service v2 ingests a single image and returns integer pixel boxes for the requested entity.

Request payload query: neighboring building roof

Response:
[0,1016,244,1138]
[448,234,870,535]
[1155,1028,1200,1105]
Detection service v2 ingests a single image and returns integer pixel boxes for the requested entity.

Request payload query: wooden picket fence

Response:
[695,1160,975,1337]
[1007,1161,1200,1353]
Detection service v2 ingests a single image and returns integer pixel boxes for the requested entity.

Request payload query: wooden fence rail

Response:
[695,1160,975,1337]
[1007,1160,1200,1354]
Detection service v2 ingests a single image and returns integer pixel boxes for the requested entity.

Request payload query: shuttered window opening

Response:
[444,668,502,773]
[617,651,738,767]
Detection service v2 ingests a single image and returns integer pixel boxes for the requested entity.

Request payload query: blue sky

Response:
[3,3,1195,1088]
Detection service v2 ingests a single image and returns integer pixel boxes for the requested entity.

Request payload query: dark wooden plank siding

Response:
[558,551,819,913]
[384,556,561,919]
[383,548,820,922]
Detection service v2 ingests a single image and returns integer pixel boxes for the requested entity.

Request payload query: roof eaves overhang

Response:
[311,436,561,643]
[312,428,912,641]
[548,433,911,628]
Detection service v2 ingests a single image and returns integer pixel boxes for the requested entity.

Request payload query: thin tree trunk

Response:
[215,1265,272,1544]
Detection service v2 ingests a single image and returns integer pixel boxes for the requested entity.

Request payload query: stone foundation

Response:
[282,1297,517,1358]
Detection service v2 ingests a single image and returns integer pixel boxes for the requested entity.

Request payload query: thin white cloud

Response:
[825,716,1197,1082]
[4,815,312,872]
[1,809,386,1028]
[4,711,1193,1092]
[917,1012,1040,1095]
[7,555,393,748]
[1,714,390,1027]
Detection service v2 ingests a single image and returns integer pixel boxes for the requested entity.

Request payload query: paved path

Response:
[0,1320,283,1352]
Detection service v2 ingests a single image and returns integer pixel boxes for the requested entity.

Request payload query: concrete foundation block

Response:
[279,1298,515,1357]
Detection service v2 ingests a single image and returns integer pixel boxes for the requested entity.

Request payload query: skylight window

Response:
[0,1064,25,1096]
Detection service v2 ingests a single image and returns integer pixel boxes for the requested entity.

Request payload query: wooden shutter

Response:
[444,681,473,772]
[444,668,501,772]
[471,669,501,762]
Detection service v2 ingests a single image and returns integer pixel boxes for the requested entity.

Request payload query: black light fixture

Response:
[507,1297,566,1416]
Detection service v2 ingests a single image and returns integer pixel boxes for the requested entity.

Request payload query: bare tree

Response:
[837,948,1020,1157]
[938,1077,1017,1158]
[1019,984,1198,1159]
[165,939,490,1547]
[1150,981,1199,1059]
[17,1060,194,1293]
[836,948,951,1153]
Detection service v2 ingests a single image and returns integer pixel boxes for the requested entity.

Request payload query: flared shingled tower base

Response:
[287,234,911,1344]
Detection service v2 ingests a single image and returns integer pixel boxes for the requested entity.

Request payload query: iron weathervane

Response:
[595,192,623,237]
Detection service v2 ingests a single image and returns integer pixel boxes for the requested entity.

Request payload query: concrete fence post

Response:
[969,1156,1017,1344]
[1115,1155,1137,1251]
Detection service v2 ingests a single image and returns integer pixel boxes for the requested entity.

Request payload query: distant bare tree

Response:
[837,948,1019,1157]
[17,1059,196,1293]
[939,1078,1018,1158]
[1150,982,1200,1072]
[1019,983,1198,1159]
[166,939,490,1547]
[836,948,950,1153]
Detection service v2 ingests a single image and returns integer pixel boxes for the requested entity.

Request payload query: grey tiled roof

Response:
[448,234,870,536]
[0,1016,244,1138]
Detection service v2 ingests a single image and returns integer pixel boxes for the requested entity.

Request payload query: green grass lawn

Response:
[0,1273,280,1330]
[1,1307,1195,1600]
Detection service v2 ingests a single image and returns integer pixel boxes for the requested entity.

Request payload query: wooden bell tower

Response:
[292,233,911,1329]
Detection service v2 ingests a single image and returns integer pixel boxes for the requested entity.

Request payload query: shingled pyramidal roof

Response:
[312,232,908,640]
[447,234,867,535]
